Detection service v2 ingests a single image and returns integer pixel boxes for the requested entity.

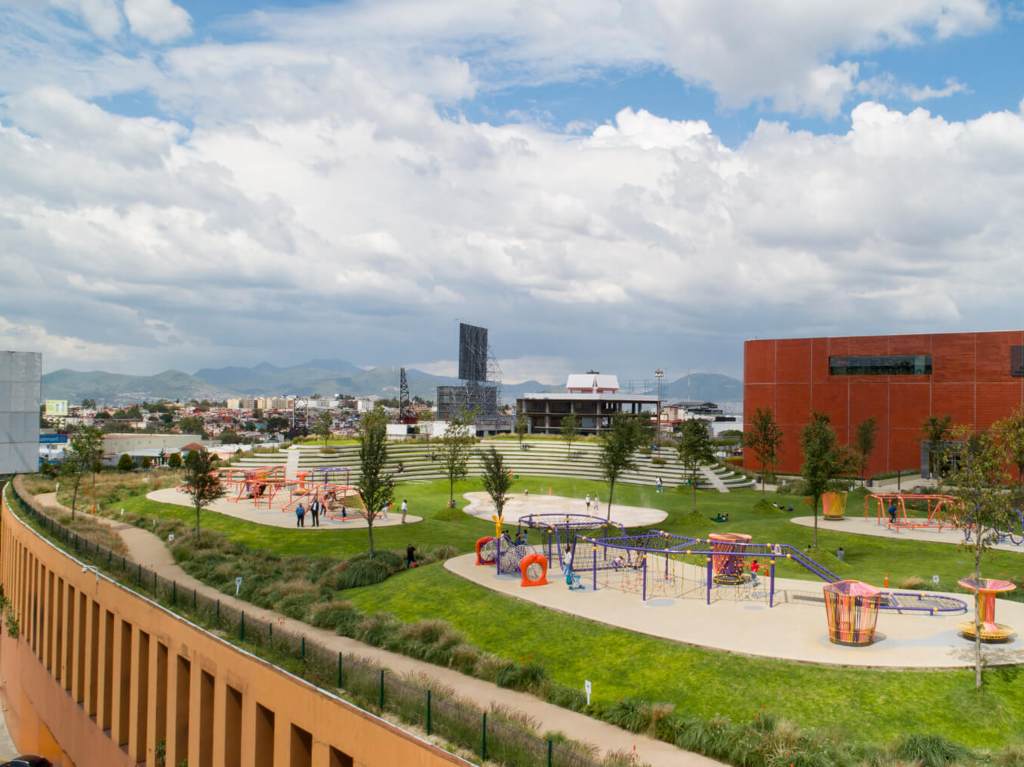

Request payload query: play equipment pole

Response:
[769,556,776,608]
[496,535,502,575]
[706,556,712,605]
[642,558,648,602]
[592,549,597,591]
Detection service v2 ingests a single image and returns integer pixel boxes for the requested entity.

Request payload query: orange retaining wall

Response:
[0,484,468,767]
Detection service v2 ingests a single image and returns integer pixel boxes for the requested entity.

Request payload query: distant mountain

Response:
[42,369,228,405]
[661,373,742,404]
[42,360,739,407]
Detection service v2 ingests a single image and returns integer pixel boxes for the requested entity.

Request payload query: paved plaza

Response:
[462,491,668,527]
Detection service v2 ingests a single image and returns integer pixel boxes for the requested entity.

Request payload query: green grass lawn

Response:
[108,474,1024,750]
[345,564,1024,750]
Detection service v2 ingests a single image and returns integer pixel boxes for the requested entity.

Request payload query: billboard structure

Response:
[0,351,41,474]
[438,323,502,426]
[458,323,489,382]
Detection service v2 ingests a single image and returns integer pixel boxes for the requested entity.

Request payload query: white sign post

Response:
[235,576,243,596]
[584,680,592,706]
[932,575,940,586]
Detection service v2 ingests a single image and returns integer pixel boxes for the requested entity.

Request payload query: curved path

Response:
[445,554,1024,669]
[790,515,1024,553]
[32,493,717,767]
[146,486,422,529]
[462,492,667,527]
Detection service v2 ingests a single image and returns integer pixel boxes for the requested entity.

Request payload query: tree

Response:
[480,446,513,524]
[560,413,578,459]
[515,413,528,447]
[677,419,714,510]
[116,453,134,472]
[939,426,1016,689]
[218,429,242,445]
[438,413,474,507]
[923,415,953,477]
[181,449,225,541]
[598,415,645,521]
[357,407,395,558]
[314,411,333,448]
[996,405,1024,486]
[167,452,183,469]
[178,415,206,438]
[800,413,856,547]
[744,408,783,492]
[61,425,103,519]
[854,417,878,482]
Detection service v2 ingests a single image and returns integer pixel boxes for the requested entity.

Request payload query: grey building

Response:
[0,351,41,474]
[516,373,659,436]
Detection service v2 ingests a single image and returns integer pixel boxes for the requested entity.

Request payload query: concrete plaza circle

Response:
[462,491,668,527]
[147,487,422,530]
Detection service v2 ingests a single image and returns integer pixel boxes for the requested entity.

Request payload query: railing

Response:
[6,481,606,767]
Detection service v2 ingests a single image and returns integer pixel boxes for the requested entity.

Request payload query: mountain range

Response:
[41,360,742,408]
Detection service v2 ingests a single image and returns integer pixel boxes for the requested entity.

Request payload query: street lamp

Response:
[654,369,665,440]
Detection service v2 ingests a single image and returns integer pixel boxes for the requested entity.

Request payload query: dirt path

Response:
[33,494,719,767]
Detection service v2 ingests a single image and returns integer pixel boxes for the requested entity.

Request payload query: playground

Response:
[149,465,423,529]
[462,491,668,526]
[446,548,1024,668]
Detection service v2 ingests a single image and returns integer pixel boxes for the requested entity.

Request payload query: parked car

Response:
[1,756,52,767]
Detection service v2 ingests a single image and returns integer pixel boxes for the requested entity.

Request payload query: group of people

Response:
[293,496,410,527]
[583,494,601,513]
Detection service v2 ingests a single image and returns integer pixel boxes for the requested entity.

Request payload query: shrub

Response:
[117,454,134,471]
[995,745,1024,767]
[544,682,588,712]
[308,600,360,630]
[900,576,926,590]
[334,558,395,590]
[495,661,547,692]
[605,698,654,733]
[652,457,667,466]
[418,544,458,565]
[892,734,967,767]
[395,619,465,664]
[449,643,482,675]
[167,453,182,469]
[354,612,400,647]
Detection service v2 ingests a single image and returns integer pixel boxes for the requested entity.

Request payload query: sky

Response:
[2,1,1024,383]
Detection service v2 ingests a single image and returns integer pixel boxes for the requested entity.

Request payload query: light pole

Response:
[654,369,665,442]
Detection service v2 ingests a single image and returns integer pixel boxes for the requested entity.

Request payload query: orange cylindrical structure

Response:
[519,554,549,587]
[707,532,752,583]
[822,580,881,646]
[475,536,497,566]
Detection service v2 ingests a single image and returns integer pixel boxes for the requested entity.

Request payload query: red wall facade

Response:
[743,331,1024,475]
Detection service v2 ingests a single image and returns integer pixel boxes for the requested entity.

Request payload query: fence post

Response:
[337,652,343,688]
[378,669,385,709]
[301,636,305,660]
[481,712,488,760]
[216,600,220,622]
[269,623,273,641]
[426,689,432,735]
[240,612,246,641]
[172,581,177,605]
[547,738,553,767]
[193,588,197,609]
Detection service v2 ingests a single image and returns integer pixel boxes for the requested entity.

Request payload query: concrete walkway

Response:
[0,701,18,761]
[446,554,1024,669]
[146,487,422,530]
[32,494,718,767]
[699,466,729,493]
[790,515,1024,553]
[462,492,667,527]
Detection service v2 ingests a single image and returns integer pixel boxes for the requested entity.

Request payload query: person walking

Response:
[584,494,591,512]
[400,498,409,524]
[656,476,664,494]
[295,502,306,528]
[887,499,898,525]
[310,496,321,527]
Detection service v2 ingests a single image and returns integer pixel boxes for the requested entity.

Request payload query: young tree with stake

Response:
[560,412,578,459]
[181,449,225,542]
[940,426,1016,689]
[744,408,782,492]
[800,413,856,547]
[480,446,513,531]
[854,417,877,483]
[438,412,474,508]
[598,415,644,521]
[61,425,103,519]
[677,419,714,510]
[357,407,395,559]
[923,415,953,477]
[515,412,528,448]
[314,410,334,449]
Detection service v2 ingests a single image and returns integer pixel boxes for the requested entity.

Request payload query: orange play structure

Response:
[216,465,364,520]
[519,553,549,587]
[864,492,961,531]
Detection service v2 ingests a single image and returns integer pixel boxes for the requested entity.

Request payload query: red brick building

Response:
[744,331,1024,476]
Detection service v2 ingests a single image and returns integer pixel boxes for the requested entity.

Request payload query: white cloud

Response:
[50,0,123,39]
[858,74,970,102]
[123,0,191,43]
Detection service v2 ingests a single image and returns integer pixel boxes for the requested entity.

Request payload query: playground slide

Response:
[781,545,965,615]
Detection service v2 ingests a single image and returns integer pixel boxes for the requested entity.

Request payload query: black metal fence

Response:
[5,481,610,767]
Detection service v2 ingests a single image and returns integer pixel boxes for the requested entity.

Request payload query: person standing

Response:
[584,494,591,512]
[295,502,306,528]
[310,496,321,527]
[656,476,664,494]
[887,499,898,524]
[401,498,409,524]
[406,544,417,568]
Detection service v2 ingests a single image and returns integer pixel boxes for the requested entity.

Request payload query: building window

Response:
[1013,346,1024,377]
[828,355,932,376]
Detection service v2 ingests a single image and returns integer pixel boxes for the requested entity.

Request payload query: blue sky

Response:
[2,1,1024,382]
